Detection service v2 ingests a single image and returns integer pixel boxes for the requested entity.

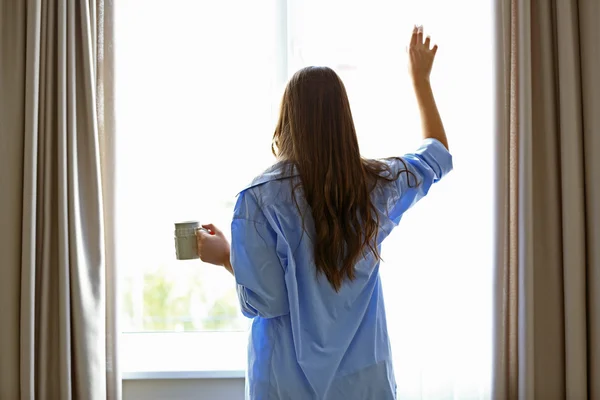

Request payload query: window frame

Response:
[121,331,247,380]
[119,0,289,378]
[118,0,496,386]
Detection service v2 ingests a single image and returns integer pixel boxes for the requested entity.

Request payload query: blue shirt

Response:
[231,139,453,400]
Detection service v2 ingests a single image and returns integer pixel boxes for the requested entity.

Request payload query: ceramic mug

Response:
[174,221,208,260]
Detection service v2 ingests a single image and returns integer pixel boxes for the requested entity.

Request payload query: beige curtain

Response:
[493,0,600,399]
[0,0,119,399]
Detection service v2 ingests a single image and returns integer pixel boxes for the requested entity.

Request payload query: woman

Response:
[196,26,452,400]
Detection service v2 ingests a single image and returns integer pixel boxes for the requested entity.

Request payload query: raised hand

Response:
[408,25,438,85]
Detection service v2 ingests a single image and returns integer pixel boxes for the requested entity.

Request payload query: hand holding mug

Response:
[196,224,231,268]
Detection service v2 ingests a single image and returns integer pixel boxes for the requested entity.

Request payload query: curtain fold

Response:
[0,0,119,399]
[492,0,519,398]
[579,1,600,395]
[0,1,28,397]
[96,0,120,397]
[493,0,600,398]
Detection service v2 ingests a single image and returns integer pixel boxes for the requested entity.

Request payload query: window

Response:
[116,0,494,396]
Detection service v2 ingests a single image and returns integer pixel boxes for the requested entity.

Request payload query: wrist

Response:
[412,77,432,91]
[223,255,233,275]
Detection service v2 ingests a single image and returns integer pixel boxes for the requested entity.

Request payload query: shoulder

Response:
[237,161,298,195]
[233,161,299,220]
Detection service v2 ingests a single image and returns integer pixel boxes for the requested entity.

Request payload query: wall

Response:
[123,378,245,400]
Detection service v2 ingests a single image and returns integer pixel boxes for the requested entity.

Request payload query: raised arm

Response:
[408,25,449,150]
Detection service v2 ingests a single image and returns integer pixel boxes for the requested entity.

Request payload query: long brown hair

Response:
[272,66,416,292]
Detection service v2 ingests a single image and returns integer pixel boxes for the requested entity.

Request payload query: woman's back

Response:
[195,26,450,400]
[231,139,452,399]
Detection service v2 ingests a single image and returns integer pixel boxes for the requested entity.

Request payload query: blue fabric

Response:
[230,139,453,400]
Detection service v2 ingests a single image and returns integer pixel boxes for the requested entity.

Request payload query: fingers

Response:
[201,223,221,236]
[410,25,438,54]
[196,231,204,256]
[410,25,418,47]
[196,225,217,256]
[416,25,423,45]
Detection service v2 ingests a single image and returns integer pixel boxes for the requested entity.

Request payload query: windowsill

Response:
[121,331,247,380]
[122,370,245,380]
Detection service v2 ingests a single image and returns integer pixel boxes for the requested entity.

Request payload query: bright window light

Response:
[116,0,494,397]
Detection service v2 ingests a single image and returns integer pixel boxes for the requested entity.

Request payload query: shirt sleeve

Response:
[386,138,453,225]
[230,191,289,319]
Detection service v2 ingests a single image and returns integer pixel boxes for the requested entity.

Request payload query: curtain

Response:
[0,0,119,399]
[493,0,600,398]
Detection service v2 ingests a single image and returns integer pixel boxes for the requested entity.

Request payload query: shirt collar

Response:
[238,161,300,195]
